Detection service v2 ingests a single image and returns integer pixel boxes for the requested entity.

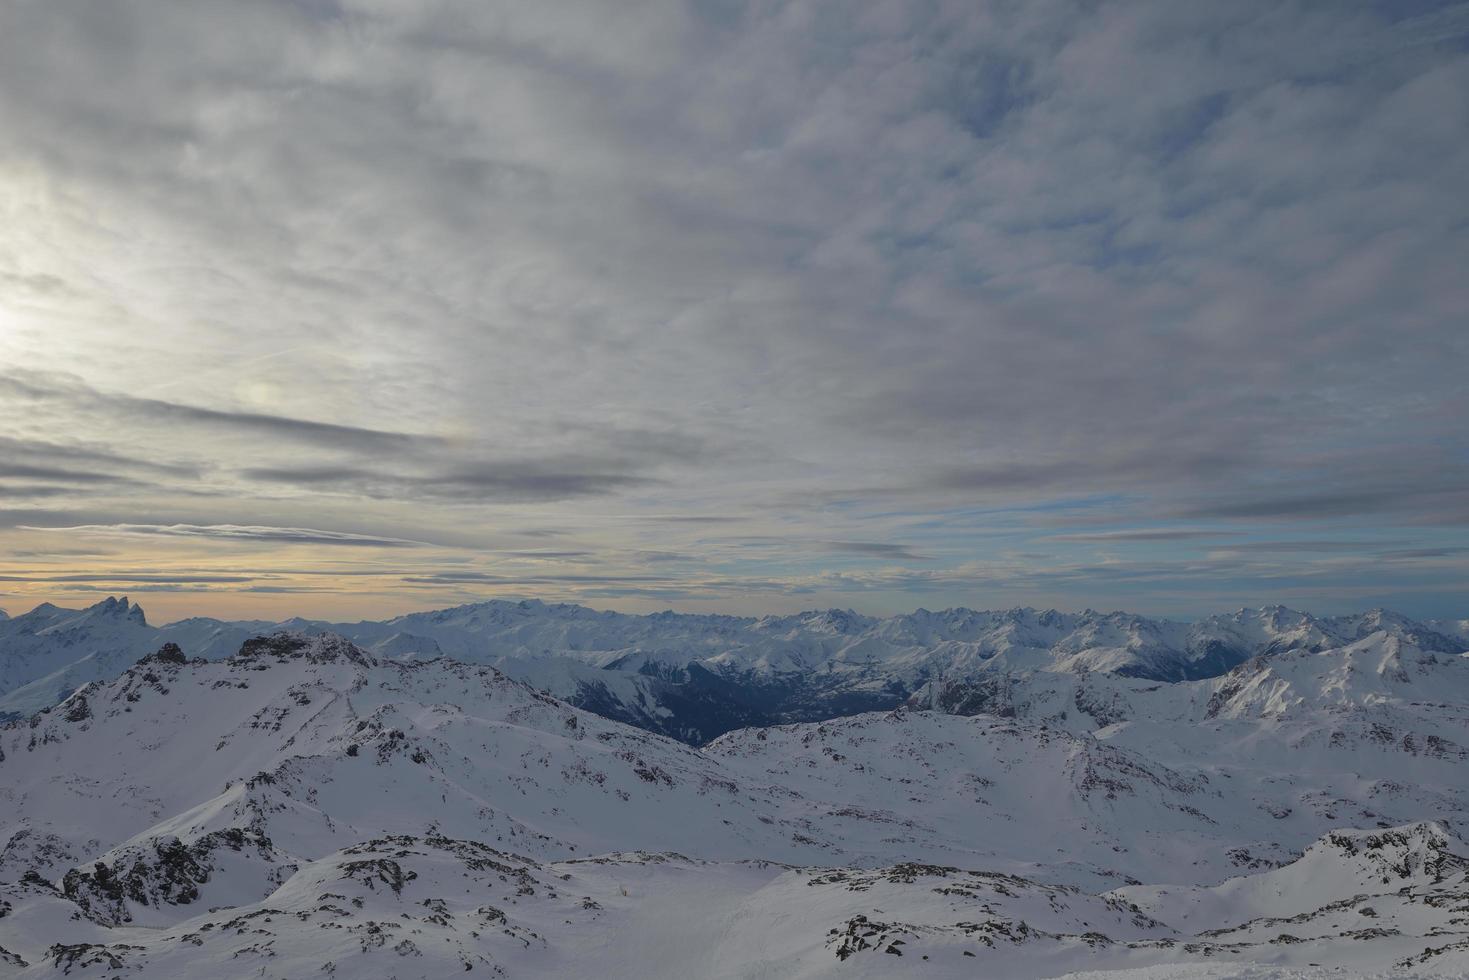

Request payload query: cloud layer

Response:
[1,1,1466,620]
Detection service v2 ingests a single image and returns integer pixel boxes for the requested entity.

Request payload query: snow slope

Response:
[3,628,1469,976]
[9,831,1464,978]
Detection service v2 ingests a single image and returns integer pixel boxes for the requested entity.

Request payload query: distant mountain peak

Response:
[86,595,148,626]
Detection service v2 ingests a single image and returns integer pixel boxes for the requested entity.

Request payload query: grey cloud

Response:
[641,516,744,525]
[0,573,257,584]
[567,586,716,601]
[1048,529,1240,543]
[725,537,932,561]
[1375,3,1469,55]
[0,371,440,454]
[24,523,428,548]
[0,463,140,484]
[538,420,708,464]
[51,583,225,594]
[1208,540,1403,554]
[630,551,696,563]
[0,486,75,499]
[818,541,933,561]
[1,1,1467,616]
[0,436,195,472]
[1178,488,1469,523]
[402,571,671,585]
[240,463,652,502]
[0,510,86,529]
[1379,546,1469,560]
[0,413,693,521]
[47,582,329,594]
[923,451,1248,497]
[0,270,72,295]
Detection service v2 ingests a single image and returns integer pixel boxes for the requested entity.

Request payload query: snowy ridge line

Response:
[3,596,1465,744]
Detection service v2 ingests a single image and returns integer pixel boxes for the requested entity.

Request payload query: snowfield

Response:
[1,601,1467,977]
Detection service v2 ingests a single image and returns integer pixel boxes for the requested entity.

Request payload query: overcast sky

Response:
[1,0,1467,623]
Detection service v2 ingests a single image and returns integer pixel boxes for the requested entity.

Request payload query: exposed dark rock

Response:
[138,642,188,666]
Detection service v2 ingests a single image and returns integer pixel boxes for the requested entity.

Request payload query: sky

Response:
[1,0,1467,625]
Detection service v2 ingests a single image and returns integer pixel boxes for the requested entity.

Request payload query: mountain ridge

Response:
[3,596,1464,743]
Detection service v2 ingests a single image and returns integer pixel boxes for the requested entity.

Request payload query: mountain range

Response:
[4,596,1467,744]
[2,614,1468,976]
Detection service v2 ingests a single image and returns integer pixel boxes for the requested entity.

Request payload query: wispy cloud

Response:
[0,371,442,453]
[1048,529,1240,543]
[239,462,654,502]
[0,572,257,584]
[23,523,429,548]
[817,541,934,561]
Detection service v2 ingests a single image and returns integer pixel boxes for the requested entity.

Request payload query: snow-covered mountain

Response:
[0,598,261,722]
[2,629,1467,977]
[4,597,1464,746]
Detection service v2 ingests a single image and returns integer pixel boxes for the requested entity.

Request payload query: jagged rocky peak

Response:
[233,630,373,667]
[90,595,147,626]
